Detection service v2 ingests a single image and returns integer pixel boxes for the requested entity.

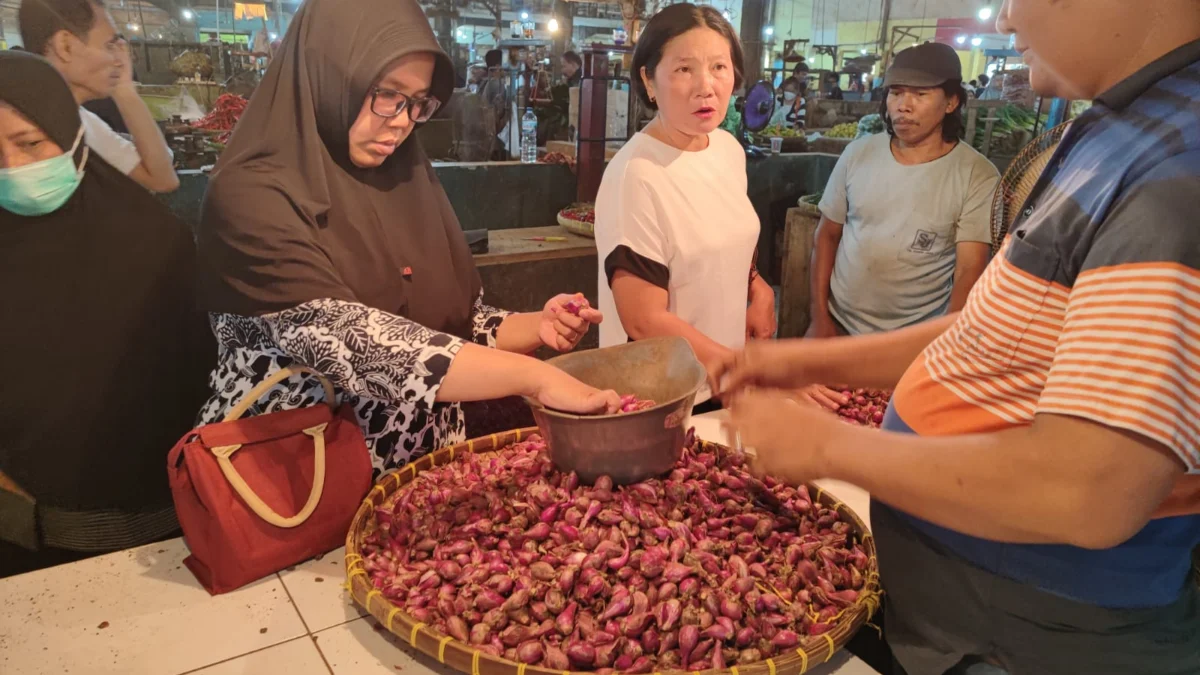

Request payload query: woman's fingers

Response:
[577,307,603,324]
[557,312,588,332]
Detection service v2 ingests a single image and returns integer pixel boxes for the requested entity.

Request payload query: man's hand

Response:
[745,279,777,340]
[792,384,848,411]
[805,312,839,339]
[708,340,817,397]
[539,293,602,352]
[725,389,842,485]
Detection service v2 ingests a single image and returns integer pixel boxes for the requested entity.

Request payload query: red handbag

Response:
[168,366,372,594]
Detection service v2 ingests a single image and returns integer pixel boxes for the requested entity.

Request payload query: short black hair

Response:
[969,79,978,86]
[880,80,967,143]
[978,73,990,86]
[485,49,502,68]
[19,0,105,57]
[562,50,582,68]
[631,3,744,111]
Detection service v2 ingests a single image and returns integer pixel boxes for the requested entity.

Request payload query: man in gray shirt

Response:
[812,43,998,337]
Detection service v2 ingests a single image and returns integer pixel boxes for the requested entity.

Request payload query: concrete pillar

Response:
[740,0,767,86]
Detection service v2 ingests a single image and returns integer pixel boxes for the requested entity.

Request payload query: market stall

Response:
[0,414,880,675]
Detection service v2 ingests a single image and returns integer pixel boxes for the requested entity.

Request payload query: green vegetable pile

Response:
[825,123,858,139]
[758,125,805,139]
[855,114,885,139]
[973,104,1046,156]
[719,99,741,135]
[799,191,823,206]
[170,51,214,80]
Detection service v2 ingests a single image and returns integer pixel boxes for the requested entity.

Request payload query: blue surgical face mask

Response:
[0,126,88,217]
[782,91,798,103]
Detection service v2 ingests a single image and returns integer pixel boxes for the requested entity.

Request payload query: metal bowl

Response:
[524,336,706,485]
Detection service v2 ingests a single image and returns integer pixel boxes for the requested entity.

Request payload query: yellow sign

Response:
[233,3,269,20]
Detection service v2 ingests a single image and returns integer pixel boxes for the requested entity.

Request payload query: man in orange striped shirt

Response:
[714,1,1200,673]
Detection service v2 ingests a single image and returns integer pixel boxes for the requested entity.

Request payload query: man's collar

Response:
[1096,37,1200,110]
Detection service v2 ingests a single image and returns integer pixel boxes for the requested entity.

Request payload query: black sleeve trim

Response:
[605,245,670,290]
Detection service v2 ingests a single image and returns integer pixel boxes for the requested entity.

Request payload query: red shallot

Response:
[360,431,871,673]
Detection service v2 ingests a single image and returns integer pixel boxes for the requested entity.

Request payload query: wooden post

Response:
[779,205,822,338]
[577,49,609,203]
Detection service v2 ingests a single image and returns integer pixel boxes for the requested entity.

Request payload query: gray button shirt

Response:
[819,133,999,335]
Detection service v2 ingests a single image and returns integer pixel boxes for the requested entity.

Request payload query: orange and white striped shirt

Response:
[881,60,1200,607]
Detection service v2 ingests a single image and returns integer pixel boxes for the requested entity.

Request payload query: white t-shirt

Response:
[595,129,759,360]
[79,107,141,175]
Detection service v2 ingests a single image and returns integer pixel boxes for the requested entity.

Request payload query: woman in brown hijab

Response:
[197,0,618,478]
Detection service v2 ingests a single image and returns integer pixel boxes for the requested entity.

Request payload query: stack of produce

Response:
[360,433,874,673]
[757,125,804,139]
[972,104,1043,156]
[169,50,214,80]
[557,203,596,238]
[824,123,858,139]
[834,388,890,428]
[855,114,885,139]
[190,93,249,144]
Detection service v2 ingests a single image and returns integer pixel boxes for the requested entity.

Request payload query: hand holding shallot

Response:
[725,389,840,486]
[540,294,602,352]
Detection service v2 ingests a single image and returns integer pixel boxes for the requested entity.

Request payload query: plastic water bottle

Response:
[521,108,538,164]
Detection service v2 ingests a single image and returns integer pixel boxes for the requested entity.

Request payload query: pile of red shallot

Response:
[361,433,871,673]
[618,396,655,414]
[834,388,891,428]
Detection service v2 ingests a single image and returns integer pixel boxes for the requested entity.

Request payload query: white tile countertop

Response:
[0,411,877,675]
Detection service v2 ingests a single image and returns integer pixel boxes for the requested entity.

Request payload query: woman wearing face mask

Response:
[0,51,213,576]
[594,4,839,411]
[768,77,807,130]
[196,0,619,479]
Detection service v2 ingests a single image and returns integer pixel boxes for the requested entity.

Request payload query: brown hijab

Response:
[197,0,480,340]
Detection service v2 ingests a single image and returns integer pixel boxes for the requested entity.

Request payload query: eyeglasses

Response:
[369,87,441,122]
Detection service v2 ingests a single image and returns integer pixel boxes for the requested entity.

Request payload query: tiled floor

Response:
[0,412,878,675]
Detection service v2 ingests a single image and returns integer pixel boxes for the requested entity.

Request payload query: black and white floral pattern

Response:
[198,295,512,478]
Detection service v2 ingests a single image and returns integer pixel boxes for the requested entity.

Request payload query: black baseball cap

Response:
[883,42,962,88]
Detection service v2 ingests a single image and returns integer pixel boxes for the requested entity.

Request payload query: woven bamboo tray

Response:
[557,211,595,239]
[346,428,881,675]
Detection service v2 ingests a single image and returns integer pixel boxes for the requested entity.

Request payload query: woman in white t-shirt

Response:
[595,3,843,411]
[594,4,773,406]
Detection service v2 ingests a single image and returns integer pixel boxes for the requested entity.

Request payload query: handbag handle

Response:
[210,366,338,529]
[222,365,336,422]
[212,423,328,528]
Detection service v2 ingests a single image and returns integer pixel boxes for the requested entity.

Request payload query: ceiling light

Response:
[520,11,529,20]
[548,18,559,33]
[955,35,967,45]
[971,36,983,47]
[181,9,194,20]
[763,26,774,37]
[978,6,993,21]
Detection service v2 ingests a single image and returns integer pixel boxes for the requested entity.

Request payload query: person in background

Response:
[717,0,1200,672]
[479,48,510,158]
[0,52,212,577]
[592,3,841,414]
[768,76,806,129]
[824,73,844,99]
[808,42,997,339]
[18,0,177,193]
[975,72,990,98]
[197,0,620,480]
[562,50,582,87]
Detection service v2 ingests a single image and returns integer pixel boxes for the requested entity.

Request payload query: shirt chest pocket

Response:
[961,232,1063,369]
[894,208,958,267]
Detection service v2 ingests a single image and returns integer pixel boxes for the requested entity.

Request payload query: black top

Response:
[0,52,213,516]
